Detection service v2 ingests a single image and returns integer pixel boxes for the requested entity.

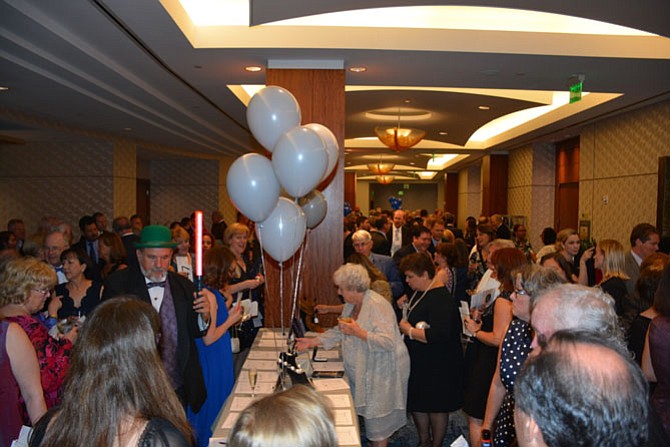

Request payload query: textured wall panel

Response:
[113,141,137,217]
[580,100,670,242]
[218,157,238,226]
[150,159,220,225]
[508,146,532,188]
[0,140,115,234]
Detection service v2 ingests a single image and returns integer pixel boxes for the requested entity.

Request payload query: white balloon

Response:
[305,123,339,182]
[299,190,328,229]
[257,198,306,263]
[246,86,301,152]
[226,153,280,222]
[272,126,328,198]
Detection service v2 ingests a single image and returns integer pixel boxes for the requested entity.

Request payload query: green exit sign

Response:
[569,81,583,103]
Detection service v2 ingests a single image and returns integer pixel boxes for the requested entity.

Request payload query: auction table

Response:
[210,328,361,446]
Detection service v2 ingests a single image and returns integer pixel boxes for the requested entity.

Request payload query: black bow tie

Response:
[147,281,167,289]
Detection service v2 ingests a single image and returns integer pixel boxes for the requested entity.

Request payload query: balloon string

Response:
[279,261,285,336]
[291,229,308,326]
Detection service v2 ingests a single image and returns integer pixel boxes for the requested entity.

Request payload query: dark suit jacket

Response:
[370,230,390,256]
[120,232,140,270]
[211,220,228,241]
[369,252,404,299]
[387,225,410,251]
[72,237,103,282]
[624,251,640,299]
[496,224,512,240]
[446,224,464,240]
[102,266,207,412]
[392,243,420,266]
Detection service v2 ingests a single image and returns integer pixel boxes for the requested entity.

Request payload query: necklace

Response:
[406,278,437,318]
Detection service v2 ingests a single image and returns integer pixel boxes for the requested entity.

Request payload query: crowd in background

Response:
[1,206,670,447]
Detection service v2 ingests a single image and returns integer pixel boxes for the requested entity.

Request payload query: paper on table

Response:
[336,426,359,446]
[259,330,285,339]
[221,412,239,429]
[240,370,277,383]
[312,378,350,392]
[313,361,345,372]
[247,350,279,360]
[333,409,354,426]
[242,359,277,370]
[235,380,275,395]
[229,396,254,412]
[324,393,352,408]
[318,350,340,359]
[257,339,288,348]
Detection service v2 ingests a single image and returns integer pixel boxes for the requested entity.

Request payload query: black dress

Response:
[404,286,464,412]
[463,293,512,419]
[55,281,102,319]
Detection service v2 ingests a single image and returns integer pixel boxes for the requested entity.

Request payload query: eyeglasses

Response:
[513,288,528,296]
[32,287,51,296]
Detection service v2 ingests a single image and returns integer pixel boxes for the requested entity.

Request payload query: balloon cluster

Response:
[389,196,403,210]
[343,202,352,217]
[227,86,338,262]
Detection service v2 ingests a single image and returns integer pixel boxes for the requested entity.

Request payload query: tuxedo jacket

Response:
[102,265,207,412]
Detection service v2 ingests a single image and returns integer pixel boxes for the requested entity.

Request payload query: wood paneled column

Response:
[445,172,459,219]
[264,69,345,329]
[481,154,508,216]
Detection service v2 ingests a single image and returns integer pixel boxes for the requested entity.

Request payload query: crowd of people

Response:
[1,207,670,447]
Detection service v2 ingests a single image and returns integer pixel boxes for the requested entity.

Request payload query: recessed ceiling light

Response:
[409,162,415,165]
[0,86,8,91]
[439,131,448,135]
[245,66,262,72]
[478,105,491,110]
[348,66,367,73]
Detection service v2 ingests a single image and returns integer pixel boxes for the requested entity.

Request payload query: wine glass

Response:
[248,367,258,398]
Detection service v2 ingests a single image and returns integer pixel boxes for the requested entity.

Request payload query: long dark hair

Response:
[203,246,236,289]
[36,298,193,446]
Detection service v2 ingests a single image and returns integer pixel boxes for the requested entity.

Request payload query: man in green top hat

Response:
[102,224,212,413]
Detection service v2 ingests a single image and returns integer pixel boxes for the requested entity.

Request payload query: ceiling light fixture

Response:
[376,175,395,184]
[478,105,491,110]
[367,161,395,175]
[374,107,426,152]
[245,66,262,72]
[349,66,367,72]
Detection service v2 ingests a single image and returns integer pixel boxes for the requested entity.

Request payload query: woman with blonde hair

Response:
[0,257,73,413]
[30,297,193,447]
[555,228,581,282]
[580,239,635,333]
[228,385,337,447]
[170,226,193,281]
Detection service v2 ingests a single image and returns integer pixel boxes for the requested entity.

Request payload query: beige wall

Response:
[580,100,670,245]
[150,158,221,226]
[0,138,115,235]
[457,163,482,228]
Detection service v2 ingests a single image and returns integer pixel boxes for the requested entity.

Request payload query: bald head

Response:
[515,330,648,447]
[530,284,623,353]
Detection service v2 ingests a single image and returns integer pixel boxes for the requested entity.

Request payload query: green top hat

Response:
[134,225,177,248]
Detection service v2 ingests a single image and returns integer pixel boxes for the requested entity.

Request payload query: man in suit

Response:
[72,215,102,281]
[624,223,660,299]
[370,216,391,256]
[444,212,464,240]
[491,214,511,240]
[392,225,432,266]
[426,216,447,256]
[102,225,212,413]
[210,210,228,243]
[387,209,410,256]
[112,215,139,269]
[351,230,404,299]
[43,230,70,284]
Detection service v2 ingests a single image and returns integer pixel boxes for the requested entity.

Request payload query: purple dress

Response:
[650,316,670,437]
[0,320,23,447]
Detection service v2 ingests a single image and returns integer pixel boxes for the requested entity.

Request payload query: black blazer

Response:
[102,265,207,412]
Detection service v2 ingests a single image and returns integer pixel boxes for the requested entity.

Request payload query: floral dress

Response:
[6,314,72,418]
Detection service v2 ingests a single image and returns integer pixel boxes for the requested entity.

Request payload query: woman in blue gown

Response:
[187,246,242,447]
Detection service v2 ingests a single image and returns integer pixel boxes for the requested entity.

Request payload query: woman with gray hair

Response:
[296,263,410,447]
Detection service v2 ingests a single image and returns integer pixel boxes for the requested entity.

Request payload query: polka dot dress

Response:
[493,318,532,446]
